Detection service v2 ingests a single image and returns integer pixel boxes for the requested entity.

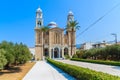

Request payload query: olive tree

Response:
[0,49,7,70]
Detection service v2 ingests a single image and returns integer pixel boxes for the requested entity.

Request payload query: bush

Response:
[0,49,7,70]
[76,50,86,58]
[0,41,32,67]
[64,54,70,59]
[77,45,120,61]
[72,54,78,58]
[47,59,120,80]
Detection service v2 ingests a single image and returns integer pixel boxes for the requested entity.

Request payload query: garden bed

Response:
[47,59,120,80]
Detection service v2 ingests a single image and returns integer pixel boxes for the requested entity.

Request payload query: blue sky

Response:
[0,0,120,47]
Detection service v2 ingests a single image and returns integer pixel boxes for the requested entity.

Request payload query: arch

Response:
[64,47,68,55]
[44,48,49,57]
[54,47,59,58]
[51,47,62,59]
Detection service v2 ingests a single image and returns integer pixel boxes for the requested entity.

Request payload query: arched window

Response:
[37,21,41,27]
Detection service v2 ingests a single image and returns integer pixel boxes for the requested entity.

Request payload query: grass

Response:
[71,58,120,66]
[0,62,35,80]
[47,59,120,80]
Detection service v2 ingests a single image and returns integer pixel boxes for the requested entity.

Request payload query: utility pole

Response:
[111,33,117,44]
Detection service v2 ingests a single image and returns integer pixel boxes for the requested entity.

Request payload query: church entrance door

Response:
[54,48,59,58]
[44,48,49,57]
[64,48,68,55]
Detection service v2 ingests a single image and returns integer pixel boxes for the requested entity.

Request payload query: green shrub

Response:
[0,41,32,67]
[0,49,7,70]
[77,44,120,61]
[71,58,120,66]
[64,54,70,59]
[76,50,86,58]
[72,54,78,58]
[47,59,120,80]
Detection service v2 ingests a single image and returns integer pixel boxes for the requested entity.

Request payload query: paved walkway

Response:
[22,61,75,80]
[56,60,120,77]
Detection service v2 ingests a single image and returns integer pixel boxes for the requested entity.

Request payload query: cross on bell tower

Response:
[36,7,43,27]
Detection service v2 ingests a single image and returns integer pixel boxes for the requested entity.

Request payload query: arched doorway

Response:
[54,47,59,58]
[44,48,49,57]
[64,48,68,55]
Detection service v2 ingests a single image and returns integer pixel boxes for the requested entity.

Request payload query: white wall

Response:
[29,47,35,55]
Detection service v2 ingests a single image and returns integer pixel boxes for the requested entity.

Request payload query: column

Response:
[53,48,54,59]
[42,32,44,60]
[58,48,60,58]
[49,48,51,59]
[62,48,64,59]
[69,47,72,58]
[41,46,43,60]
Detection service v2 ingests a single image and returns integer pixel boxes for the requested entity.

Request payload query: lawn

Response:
[0,62,35,80]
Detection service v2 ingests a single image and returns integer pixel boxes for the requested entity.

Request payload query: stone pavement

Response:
[22,61,75,80]
[57,60,120,77]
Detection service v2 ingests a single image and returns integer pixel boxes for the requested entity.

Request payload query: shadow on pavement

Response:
[112,66,120,70]
[47,62,76,80]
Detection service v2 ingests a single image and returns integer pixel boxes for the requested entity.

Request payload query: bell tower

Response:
[67,11,74,23]
[36,7,43,27]
[67,11,76,57]
[35,7,43,60]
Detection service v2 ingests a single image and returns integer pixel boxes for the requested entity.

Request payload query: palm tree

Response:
[41,26,50,59]
[66,20,80,57]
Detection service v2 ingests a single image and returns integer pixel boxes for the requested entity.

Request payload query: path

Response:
[22,61,75,80]
[57,60,120,77]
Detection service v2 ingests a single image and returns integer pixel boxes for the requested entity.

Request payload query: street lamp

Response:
[111,33,117,44]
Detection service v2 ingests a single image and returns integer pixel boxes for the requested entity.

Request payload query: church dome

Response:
[48,21,57,28]
[36,7,42,13]
[68,11,73,16]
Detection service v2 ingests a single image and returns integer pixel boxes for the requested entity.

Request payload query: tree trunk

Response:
[71,29,74,57]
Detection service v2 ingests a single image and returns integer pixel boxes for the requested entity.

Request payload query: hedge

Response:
[71,58,120,66]
[47,59,120,80]
[75,45,120,61]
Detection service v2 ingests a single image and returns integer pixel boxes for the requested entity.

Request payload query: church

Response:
[35,7,76,60]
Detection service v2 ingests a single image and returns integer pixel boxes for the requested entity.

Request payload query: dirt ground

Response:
[0,62,35,80]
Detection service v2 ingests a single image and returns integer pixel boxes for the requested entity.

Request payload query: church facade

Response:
[35,7,76,60]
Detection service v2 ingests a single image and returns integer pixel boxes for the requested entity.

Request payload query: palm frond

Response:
[66,20,80,30]
[41,26,50,32]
